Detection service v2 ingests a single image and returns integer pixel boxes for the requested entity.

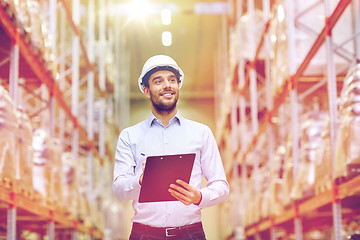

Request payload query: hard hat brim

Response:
[138,64,184,93]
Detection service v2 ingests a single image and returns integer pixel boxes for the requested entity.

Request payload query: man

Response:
[113,55,229,239]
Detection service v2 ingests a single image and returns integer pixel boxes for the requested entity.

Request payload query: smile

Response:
[160,92,174,96]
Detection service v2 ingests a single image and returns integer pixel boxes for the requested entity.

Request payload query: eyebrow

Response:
[151,74,176,82]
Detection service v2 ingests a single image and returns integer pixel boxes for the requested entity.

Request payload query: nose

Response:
[163,79,171,88]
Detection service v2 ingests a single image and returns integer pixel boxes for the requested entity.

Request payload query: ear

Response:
[143,86,151,99]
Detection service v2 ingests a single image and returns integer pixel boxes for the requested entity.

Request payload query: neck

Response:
[152,107,177,126]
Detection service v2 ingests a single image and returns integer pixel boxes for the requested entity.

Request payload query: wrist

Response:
[194,192,202,205]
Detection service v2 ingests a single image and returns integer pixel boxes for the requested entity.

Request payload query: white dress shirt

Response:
[113,112,229,228]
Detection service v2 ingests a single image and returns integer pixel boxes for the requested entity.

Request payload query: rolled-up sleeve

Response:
[113,130,141,201]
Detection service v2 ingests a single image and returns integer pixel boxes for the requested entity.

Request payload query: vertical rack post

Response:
[48,6,57,238]
[71,0,80,160]
[235,1,246,239]
[87,0,95,204]
[353,0,360,58]
[323,0,342,239]
[247,0,260,239]
[58,5,66,150]
[231,93,240,239]
[98,0,107,226]
[98,0,106,159]
[49,0,57,138]
[239,59,248,240]
[72,231,77,240]
[48,217,55,240]
[262,0,276,239]
[7,207,16,240]
[114,14,121,129]
[9,32,19,106]
[285,0,302,239]
[230,0,240,228]
[8,26,19,240]
[247,0,259,136]
[72,0,80,238]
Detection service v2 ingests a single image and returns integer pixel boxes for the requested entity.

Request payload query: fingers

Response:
[139,173,143,185]
[139,159,147,185]
[168,180,202,205]
[142,159,146,171]
[169,188,192,205]
[174,179,190,189]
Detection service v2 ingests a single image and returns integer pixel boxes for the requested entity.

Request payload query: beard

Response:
[149,89,179,115]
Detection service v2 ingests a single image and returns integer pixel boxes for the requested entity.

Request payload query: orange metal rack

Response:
[0,184,103,238]
[244,175,360,236]
[0,3,105,166]
[0,1,106,238]
[222,0,358,239]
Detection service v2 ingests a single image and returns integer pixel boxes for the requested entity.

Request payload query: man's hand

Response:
[139,159,146,185]
[168,180,202,205]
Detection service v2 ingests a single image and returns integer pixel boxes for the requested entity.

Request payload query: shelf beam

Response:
[0,185,103,238]
[245,174,360,236]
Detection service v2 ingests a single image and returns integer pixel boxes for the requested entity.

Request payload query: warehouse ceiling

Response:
[110,0,231,101]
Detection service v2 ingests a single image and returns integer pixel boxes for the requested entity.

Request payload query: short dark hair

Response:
[142,66,181,88]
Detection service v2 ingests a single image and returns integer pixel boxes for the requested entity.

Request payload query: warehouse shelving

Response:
[0,184,103,238]
[0,0,126,239]
[217,0,360,239]
[244,174,360,236]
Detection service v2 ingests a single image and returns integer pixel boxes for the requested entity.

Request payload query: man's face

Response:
[144,70,180,113]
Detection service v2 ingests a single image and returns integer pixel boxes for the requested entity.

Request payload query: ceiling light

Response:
[161,9,172,25]
[130,0,149,19]
[162,31,172,46]
[277,5,285,22]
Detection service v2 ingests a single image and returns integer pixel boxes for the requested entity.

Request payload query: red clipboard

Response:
[139,153,196,203]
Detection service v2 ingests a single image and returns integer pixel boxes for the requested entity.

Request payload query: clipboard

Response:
[139,153,196,203]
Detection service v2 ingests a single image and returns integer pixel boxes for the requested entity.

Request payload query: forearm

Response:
[198,180,229,209]
[113,174,141,201]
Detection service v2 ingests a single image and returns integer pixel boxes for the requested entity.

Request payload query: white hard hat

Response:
[138,55,184,93]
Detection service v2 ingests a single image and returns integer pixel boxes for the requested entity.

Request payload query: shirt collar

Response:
[146,111,182,127]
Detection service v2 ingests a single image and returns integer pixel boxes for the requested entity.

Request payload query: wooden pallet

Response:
[314,176,332,195]
[1,177,13,189]
[335,165,360,185]
[16,186,34,200]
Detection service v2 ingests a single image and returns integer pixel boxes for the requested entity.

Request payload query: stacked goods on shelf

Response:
[344,218,360,238]
[77,156,93,226]
[314,116,333,194]
[256,134,271,221]
[32,129,62,204]
[259,162,271,220]
[15,106,34,195]
[51,138,63,207]
[61,153,101,226]
[269,3,288,94]
[237,9,266,60]
[268,145,287,216]
[2,0,55,75]
[293,0,354,74]
[61,152,78,217]
[246,154,257,226]
[273,104,293,209]
[244,163,255,226]
[0,86,18,187]
[90,160,105,231]
[221,0,359,238]
[335,61,360,180]
[292,107,327,200]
